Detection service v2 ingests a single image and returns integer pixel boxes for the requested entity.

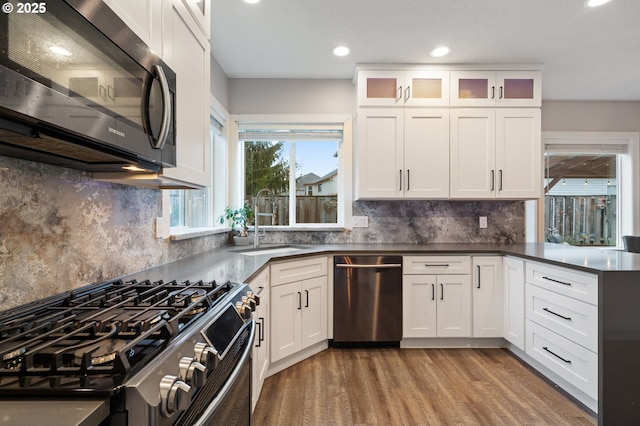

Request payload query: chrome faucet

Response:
[254,188,276,247]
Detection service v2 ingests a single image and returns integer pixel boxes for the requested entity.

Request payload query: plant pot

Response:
[233,236,251,246]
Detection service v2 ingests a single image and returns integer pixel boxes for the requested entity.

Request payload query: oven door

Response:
[175,319,255,426]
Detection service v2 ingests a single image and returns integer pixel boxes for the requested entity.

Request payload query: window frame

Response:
[230,114,353,230]
[535,131,640,247]
[163,96,229,240]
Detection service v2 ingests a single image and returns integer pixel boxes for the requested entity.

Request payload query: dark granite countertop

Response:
[122,242,640,284]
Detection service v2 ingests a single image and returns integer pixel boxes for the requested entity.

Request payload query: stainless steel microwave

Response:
[0,0,176,172]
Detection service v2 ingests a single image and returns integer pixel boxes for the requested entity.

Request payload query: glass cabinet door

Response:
[450,71,496,107]
[404,71,450,106]
[496,71,541,107]
[358,71,405,106]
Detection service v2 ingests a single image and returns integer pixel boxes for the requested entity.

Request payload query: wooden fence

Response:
[247,195,338,225]
[545,195,616,246]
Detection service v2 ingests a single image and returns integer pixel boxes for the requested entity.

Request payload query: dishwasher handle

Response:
[335,263,402,269]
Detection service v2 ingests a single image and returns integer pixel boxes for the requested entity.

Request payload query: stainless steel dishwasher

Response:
[333,255,402,344]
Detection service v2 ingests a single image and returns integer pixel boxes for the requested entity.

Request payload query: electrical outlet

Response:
[155,217,164,239]
[352,216,369,227]
[479,216,488,229]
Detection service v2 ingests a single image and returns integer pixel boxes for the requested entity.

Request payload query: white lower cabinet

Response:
[403,256,471,338]
[248,268,270,412]
[503,256,525,350]
[472,256,503,337]
[270,257,327,363]
[524,261,599,407]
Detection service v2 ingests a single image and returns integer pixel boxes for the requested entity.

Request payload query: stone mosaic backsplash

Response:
[0,155,524,310]
[260,199,525,245]
[0,156,225,310]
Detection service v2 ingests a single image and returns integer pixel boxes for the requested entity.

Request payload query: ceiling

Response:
[210,0,640,101]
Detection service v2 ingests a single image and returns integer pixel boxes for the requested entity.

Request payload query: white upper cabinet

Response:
[103,0,163,54]
[358,70,450,107]
[181,0,211,39]
[450,108,541,199]
[160,0,211,187]
[356,108,450,199]
[451,71,541,107]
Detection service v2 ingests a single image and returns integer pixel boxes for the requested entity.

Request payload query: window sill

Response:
[169,227,229,241]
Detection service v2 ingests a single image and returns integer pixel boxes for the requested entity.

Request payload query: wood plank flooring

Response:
[252,347,596,425]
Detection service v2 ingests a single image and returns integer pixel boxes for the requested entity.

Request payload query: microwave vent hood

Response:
[0,116,161,172]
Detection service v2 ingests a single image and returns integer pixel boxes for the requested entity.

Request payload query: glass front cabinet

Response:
[451,71,541,107]
[358,70,450,107]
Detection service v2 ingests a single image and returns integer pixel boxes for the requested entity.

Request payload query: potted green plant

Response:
[218,202,254,245]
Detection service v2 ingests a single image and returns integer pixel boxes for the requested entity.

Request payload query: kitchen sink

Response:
[231,245,310,256]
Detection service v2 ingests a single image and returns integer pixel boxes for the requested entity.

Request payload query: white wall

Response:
[210,53,230,109]
[228,78,355,114]
[542,101,640,132]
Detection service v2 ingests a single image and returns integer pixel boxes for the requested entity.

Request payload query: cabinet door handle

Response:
[297,291,302,310]
[399,170,403,191]
[499,86,503,99]
[255,320,261,347]
[405,86,411,102]
[431,283,435,301]
[542,276,571,286]
[477,265,481,289]
[440,283,444,300]
[424,264,450,268]
[499,170,503,191]
[407,170,410,191]
[491,86,495,99]
[543,346,572,364]
[543,307,572,321]
[259,317,265,341]
[305,289,309,307]
[397,85,403,101]
[490,170,495,191]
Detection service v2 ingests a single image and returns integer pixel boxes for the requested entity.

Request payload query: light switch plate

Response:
[352,216,369,227]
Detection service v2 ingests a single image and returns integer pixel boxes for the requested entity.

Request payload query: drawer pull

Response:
[543,307,572,321]
[543,346,572,364]
[424,264,450,268]
[542,276,571,286]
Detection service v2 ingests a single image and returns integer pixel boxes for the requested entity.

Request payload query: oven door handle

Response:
[192,319,256,426]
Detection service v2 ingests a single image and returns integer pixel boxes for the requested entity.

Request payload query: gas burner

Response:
[74,338,132,367]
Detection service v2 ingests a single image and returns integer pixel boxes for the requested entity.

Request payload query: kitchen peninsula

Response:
[122,242,640,425]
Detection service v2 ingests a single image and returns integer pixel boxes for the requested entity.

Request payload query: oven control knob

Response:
[243,295,256,311]
[194,341,219,370]
[179,356,207,388]
[247,291,260,306]
[160,375,192,417]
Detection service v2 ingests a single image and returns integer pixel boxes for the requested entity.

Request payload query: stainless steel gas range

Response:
[0,277,257,425]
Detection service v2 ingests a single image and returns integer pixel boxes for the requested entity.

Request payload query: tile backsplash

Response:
[0,155,525,310]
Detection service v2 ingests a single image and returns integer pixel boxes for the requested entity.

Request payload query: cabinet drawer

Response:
[526,284,597,352]
[526,320,598,400]
[403,256,470,275]
[526,261,597,305]
[270,256,327,286]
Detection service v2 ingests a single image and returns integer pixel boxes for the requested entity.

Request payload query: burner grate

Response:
[0,278,236,390]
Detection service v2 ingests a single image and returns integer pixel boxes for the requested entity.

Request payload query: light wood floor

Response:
[252,347,596,425]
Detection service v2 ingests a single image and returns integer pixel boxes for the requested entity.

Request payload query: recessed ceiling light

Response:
[586,0,611,6]
[332,46,350,57]
[429,46,450,58]
[244,0,260,4]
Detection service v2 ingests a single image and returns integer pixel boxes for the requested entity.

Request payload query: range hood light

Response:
[49,45,71,57]
[122,165,149,172]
